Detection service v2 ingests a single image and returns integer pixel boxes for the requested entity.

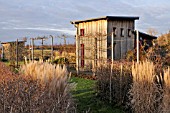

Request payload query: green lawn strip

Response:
[3,61,25,66]
[70,77,124,113]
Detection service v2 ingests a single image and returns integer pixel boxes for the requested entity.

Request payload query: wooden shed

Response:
[71,16,139,70]
[1,41,26,61]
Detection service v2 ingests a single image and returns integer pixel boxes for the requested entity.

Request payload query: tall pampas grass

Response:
[20,61,69,92]
[0,61,76,113]
[162,67,170,113]
[129,61,161,113]
[20,61,76,113]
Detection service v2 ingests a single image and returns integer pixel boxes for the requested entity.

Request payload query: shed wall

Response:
[107,20,135,60]
[77,19,107,70]
[2,42,25,61]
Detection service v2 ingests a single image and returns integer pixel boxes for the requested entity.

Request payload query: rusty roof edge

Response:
[1,41,26,44]
[71,16,139,24]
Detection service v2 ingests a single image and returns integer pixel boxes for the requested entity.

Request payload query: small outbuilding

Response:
[1,41,26,61]
[135,31,157,50]
[71,16,157,71]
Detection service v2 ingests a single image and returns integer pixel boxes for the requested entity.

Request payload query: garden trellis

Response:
[28,35,74,61]
[0,34,75,68]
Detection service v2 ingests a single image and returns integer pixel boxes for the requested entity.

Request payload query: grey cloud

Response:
[0,0,170,42]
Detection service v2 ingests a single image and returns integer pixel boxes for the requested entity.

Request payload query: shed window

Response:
[128,29,131,37]
[113,27,117,36]
[120,28,124,37]
[80,29,84,36]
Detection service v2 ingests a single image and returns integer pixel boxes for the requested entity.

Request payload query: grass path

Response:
[70,77,124,113]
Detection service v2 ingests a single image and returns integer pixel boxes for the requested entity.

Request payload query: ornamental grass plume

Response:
[0,61,76,113]
[162,67,170,113]
[129,61,162,113]
[20,61,76,113]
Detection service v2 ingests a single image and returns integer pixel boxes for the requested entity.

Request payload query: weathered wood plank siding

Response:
[107,20,135,60]
[2,42,26,61]
[77,19,107,70]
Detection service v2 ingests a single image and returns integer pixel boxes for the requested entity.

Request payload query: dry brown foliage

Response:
[96,61,132,106]
[95,60,170,112]
[162,68,170,113]
[0,61,76,113]
[0,62,17,81]
[129,61,162,113]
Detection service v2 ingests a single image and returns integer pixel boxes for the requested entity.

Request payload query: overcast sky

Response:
[0,0,169,43]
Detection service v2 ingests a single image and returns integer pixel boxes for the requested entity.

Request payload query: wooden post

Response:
[120,64,123,102]
[111,32,114,63]
[136,30,139,63]
[110,31,114,103]
[76,26,80,75]
[63,35,66,59]
[41,38,44,60]
[93,37,97,76]
[110,63,112,104]
[29,39,31,62]
[31,38,34,62]
[50,35,54,61]
[16,39,18,67]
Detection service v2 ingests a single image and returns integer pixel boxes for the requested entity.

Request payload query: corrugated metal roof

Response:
[71,16,139,24]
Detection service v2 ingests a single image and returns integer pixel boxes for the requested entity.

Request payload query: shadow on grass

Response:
[71,77,124,113]
[73,89,123,113]
[72,88,94,95]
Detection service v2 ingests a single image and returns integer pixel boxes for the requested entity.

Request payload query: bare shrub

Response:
[96,61,132,106]
[0,61,76,113]
[129,61,162,113]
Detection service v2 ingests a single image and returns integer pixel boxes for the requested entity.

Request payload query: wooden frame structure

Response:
[71,16,139,73]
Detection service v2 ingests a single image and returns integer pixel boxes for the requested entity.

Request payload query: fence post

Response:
[63,35,67,61]
[110,31,115,103]
[41,38,44,60]
[31,38,34,62]
[111,31,114,63]
[16,39,18,68]
[136,30,139,63]
[50,35,54,61]
[29,39,31,62]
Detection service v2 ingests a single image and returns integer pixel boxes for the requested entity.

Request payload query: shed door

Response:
[81,44,84,67]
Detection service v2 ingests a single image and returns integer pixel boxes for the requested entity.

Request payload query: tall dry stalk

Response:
[96,61,132,106]
[162,67,170,113]
[20,61,76,112]
[129,61,161,113]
